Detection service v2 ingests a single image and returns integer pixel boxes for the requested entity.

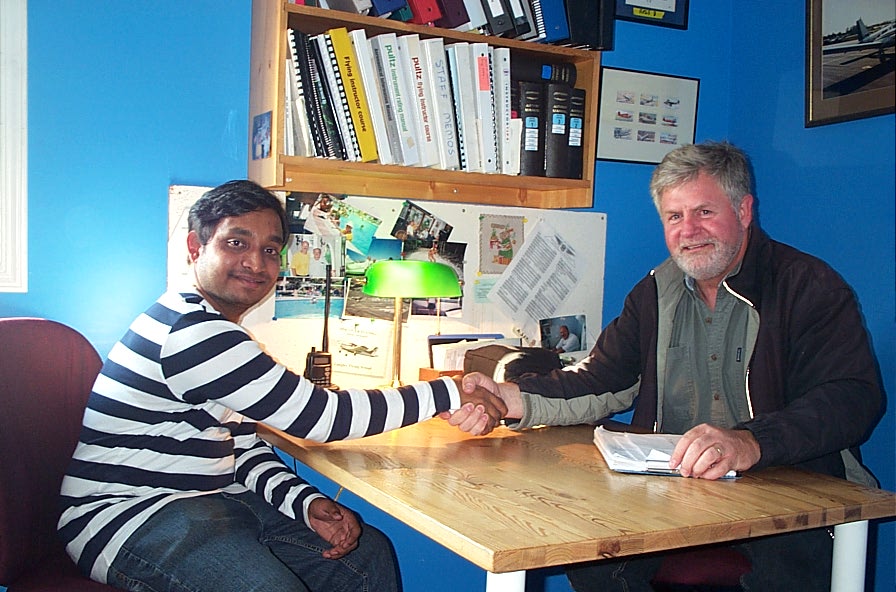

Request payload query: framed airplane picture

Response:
[596,67,699,164]
[805,0,895,126]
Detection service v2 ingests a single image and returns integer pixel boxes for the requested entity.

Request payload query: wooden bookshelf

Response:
[248,0,601,209]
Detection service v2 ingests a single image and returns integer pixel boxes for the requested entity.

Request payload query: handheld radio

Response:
[305,264,335,388]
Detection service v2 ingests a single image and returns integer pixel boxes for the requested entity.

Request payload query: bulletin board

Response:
[168,186,606,388]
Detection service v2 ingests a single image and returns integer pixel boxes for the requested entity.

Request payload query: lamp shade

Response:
[363,260,462,298]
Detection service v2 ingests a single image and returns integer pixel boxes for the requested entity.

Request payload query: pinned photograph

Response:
[539,314,586,354]
[390,201,453,249]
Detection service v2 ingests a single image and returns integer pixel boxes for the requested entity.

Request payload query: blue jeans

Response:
[565,527,833,592]
[107,491,399,592]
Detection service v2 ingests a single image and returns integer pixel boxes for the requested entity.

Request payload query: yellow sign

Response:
[632,8,666,20]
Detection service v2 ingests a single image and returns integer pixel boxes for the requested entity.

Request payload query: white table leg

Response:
[831,520,869,592]
[486,570,526,592]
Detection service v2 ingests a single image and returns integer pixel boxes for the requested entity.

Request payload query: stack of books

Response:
[312,0,614,50]
[284,26,587,179]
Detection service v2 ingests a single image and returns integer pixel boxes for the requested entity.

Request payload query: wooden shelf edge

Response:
[274,157,593,208]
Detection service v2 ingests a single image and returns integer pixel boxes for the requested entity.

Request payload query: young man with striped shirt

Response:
[59,180,505,592]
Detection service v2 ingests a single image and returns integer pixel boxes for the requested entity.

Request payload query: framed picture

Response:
[615,0,689,29]
[596,67,699,165]
[805,0,895,127]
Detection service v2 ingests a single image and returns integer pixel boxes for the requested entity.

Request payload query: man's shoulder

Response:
[756,236,848,289]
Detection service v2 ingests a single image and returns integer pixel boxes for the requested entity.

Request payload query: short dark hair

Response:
[188,180,289,246]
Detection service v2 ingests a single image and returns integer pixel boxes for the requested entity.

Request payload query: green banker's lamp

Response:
[363,260,462,387]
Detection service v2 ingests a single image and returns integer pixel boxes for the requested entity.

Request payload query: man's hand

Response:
[307,497,361,559]
[438,373,524,435]
[462,372,523,418]
[669,423,761,480]
[436,375,508,435]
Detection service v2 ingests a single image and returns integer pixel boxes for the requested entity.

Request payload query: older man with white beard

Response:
[453,141,883,592]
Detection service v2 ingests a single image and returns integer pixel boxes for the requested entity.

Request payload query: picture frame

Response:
[805,0,895,127]
[615,0,689,30]
[596,67,699,165]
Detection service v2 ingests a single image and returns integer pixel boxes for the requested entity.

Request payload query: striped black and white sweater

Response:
[59,291,460,583]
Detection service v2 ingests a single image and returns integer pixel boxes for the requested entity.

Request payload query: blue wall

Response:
[2,2,892,591]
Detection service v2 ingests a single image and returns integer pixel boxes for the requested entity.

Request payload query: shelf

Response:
[248,0,601,209]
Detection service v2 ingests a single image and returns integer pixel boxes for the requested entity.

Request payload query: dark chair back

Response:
[0,317,115,591]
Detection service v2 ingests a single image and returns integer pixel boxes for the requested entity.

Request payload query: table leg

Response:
[486,570,526,592]
[831,520,868,592]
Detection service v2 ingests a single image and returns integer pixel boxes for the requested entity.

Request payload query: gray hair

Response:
[649,142,753,214]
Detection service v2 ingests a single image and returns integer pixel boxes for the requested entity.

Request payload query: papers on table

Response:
[592,426,738,479]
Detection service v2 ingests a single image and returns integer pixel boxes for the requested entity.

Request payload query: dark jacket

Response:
[516,227,883,478]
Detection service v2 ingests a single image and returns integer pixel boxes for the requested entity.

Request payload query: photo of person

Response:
[539,315,586,354]
[287,234,312,277]
[285,233,344,279]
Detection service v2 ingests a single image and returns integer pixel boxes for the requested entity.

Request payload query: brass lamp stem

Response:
[390,296,403,388]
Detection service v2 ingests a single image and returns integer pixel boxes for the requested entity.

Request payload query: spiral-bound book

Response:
[312,32,361,162]
[294,30,344,160]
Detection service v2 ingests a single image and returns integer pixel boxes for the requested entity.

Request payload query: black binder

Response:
[543,82,570,178]
[434,0,470,28]
[563,0,615,50]
[479,0,514,35]
[567,87,586,179]
[518,81,546,177]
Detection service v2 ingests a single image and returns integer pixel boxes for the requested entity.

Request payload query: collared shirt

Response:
[661,271,752,434]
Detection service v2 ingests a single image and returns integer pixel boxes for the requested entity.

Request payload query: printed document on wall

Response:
[487,219,579,340]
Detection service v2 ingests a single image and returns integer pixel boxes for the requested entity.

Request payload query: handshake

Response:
[438,374,524,436]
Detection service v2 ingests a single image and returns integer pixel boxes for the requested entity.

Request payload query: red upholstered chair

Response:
[651,546,751,592]
[0,317,117,591]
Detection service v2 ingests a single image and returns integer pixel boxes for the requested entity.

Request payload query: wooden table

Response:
[259,421,896,592]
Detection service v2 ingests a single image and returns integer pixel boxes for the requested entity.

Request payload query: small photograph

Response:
[616,90,635,104]
[660,132,679,145]
[282,232,344,279]
[251,111,271,160]
[615,110,634,122]
[663,97,681,109]
[614,127,633,140]
[328,200,382,257]
[390,201,453,249]
[285,233,314,277]
[410,295,463,317]
[345,237,402,276]
[304,193,347,238]
[343,277,409,321]
[539,315,586,354]
[637,130,657,142]
[285,192,345,236]
[274,276,345,320]
[639,93,658,107]
[408,240,466,317]
[661,114,679,127]
[638,111,657,125]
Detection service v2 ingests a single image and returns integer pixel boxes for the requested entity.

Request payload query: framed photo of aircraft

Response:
[615,0,689,30]
[595,67,699,165]
[805,0,895,127]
